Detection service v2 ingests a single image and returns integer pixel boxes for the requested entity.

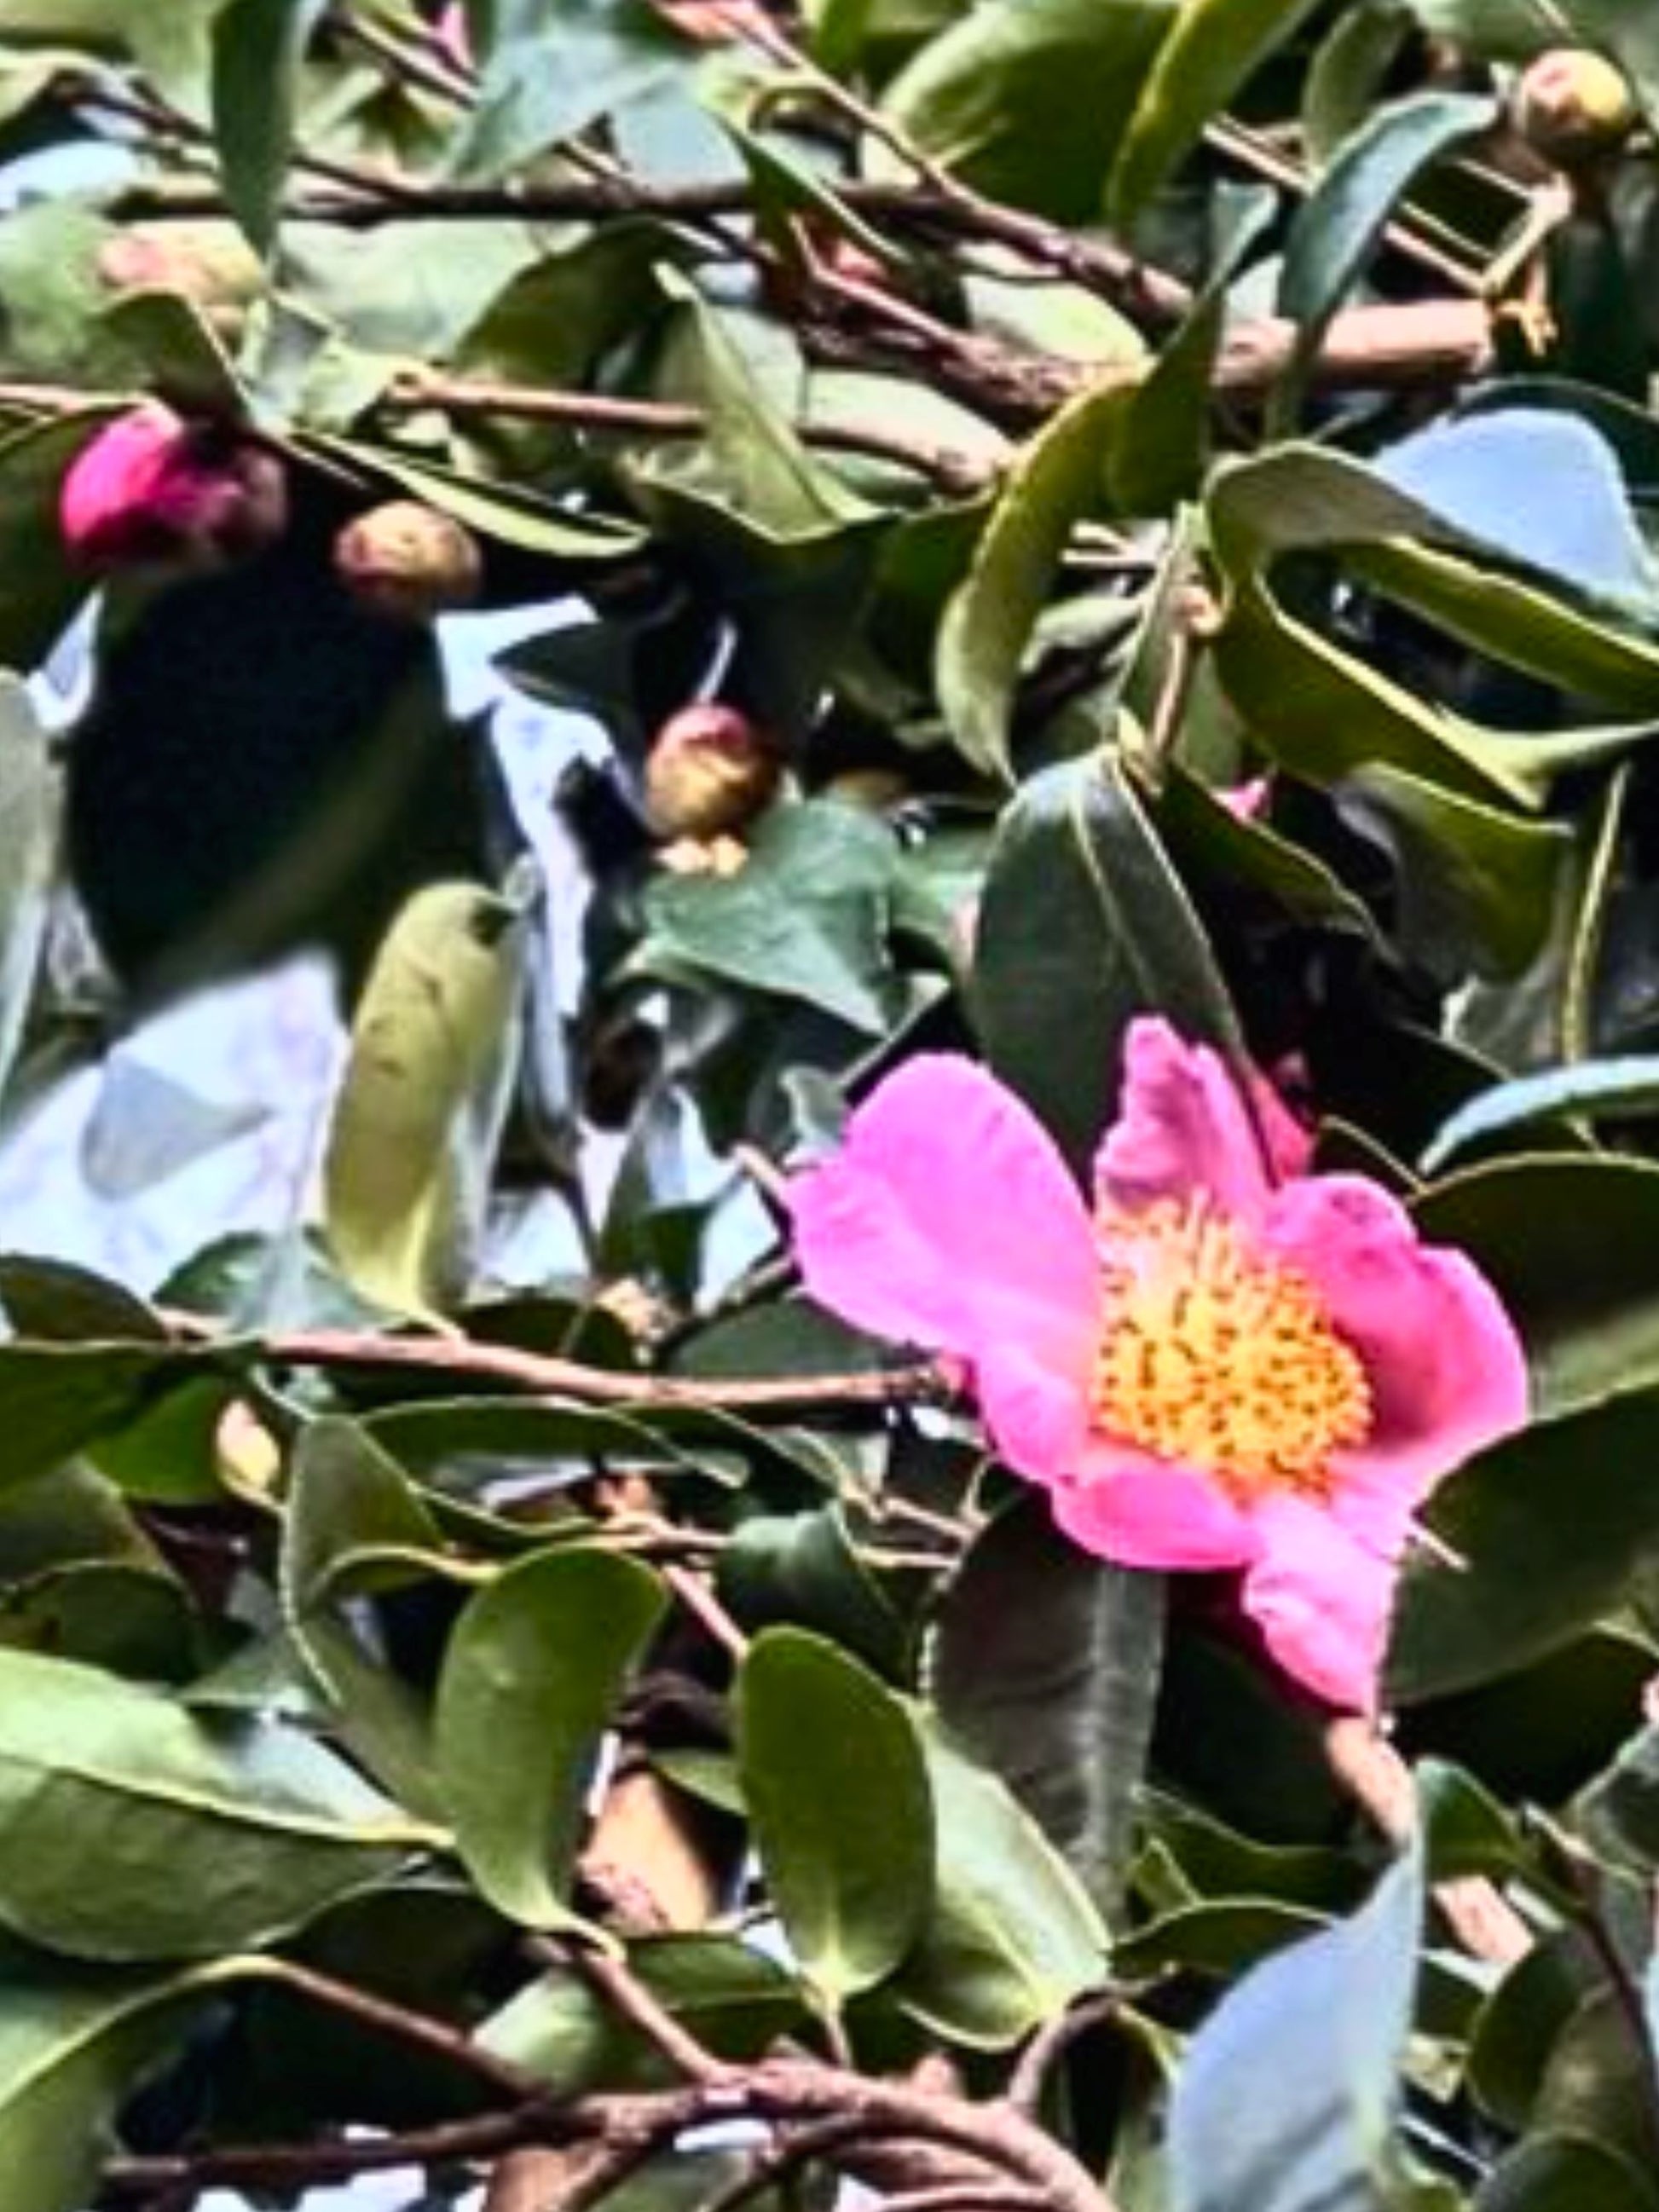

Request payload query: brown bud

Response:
[642,702,783,840]
[1513,47,1638,170]
[332,500,483,621]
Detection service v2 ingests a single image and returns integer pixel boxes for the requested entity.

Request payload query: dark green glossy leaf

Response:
[1274,93,1494,425]
[0,1342,217,1490]
[0,1649,428,1959]
[1390,1386,1659,1701]
[737,1627,933,2004]
[434,1545,667,1926]
[717,1507,906,1676]
[1477,2133,1659,2212]
[1422,1055,1659,1173]
[894,1720,1107,2047]
[1304,3,1416,165]
[936,378,1132,778]
[928,1493,1163,1917]
[1337,765,1574,982]
[211,0,327,255]
[1413,1157,1659,1415]
[973,748,1239,1175]
[0,1255,165,1344]
[638,800,903,1036]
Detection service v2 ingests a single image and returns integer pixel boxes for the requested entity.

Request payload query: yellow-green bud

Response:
[1514,47,1638,170]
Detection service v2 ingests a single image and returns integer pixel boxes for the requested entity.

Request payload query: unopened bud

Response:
[59,403,288,574]
[1514,48,1638,170]
[332,500,483,622]
[643,703,783,840]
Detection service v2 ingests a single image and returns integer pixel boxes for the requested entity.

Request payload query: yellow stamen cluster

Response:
[1090,1197,1372,1502]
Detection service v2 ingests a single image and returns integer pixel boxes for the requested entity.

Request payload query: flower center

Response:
[1090,1198,1372,1501]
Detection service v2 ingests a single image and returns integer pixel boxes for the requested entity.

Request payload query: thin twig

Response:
[383,370,996,494]
[1003,1993,1122,2118]
[663,1562,751,1658]
[164,1306,950,1412]
[1325,1719,1533,1968]
[535,1938,736,2084]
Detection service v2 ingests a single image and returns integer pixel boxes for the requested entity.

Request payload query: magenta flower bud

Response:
[59,404,288,575]
[644,703,783,840]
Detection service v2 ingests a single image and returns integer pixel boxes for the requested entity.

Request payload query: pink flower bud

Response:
[59,404,288,574]
[644,703,783,840]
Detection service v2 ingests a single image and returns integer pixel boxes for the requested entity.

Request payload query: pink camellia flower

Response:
[789,1018,1529,1712]
[60,404,288,574]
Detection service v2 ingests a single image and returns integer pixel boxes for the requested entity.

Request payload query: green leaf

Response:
[1304,4,1417,166]
[935,378,1133,778]
[1575,1720,1659,1871]
[0,411,118,672]
[1168,1834,1424,2212]
[880,0,1176,223]
[1413,1156,1659,1416]
[1477,2134,1659,2212]
[211,0,327,257]
[280,1418,462,1814]
[1109,184,1274,515]
[1389,1387,1659,1701]
[737,1626,934,2004]
[0,680,55,1112]
[0,1341,217,1490]
[302,437,647,562]
[454,0,688,180]
[0,1649,428,1960]
[481,1933,801,2089]
[972,748,1239,1175]
[637,800,904,1036]
[0,1955,243,2212]
[1422,1056,1659,1172]
[435,1546,667,1926]
[1273,93,1494,426]
[894,1720,1107,2047]
[322,879,528,1321]
[0,1256,166,1344]
[1205,444,1659,806]
[928,1494,1163,1918]
[717,1507,906,1676]
[1338,765,1574,982]
[1109,0,1326,228]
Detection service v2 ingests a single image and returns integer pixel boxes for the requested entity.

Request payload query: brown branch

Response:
[106,2049,1118,2212]
[216,1319,950,1413]
[535,1937,736,2084]
[383,370,997,494]
[1325,1719,1533,1968]
[1003,1993,1122,2119]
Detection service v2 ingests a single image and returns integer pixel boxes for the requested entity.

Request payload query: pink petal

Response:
[789,1056,1099,1385]
[1049,1435,1258,1568]
[1260,1175,1529,1514]
[1242,1496,1397,1712]
[974,1343,1093,1487]
[1095,1018,1312,1226]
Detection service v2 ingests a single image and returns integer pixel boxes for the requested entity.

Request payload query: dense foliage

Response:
[1,1,1659,2207]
